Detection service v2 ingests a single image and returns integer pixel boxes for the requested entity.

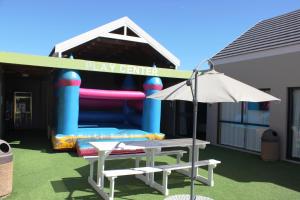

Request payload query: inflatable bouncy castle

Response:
[51,70,164,156]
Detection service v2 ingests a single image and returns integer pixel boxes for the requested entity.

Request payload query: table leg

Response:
[89,160,94,180]
[149,149,155,185]
[137,148,157,185]
[88,150,111,200]
[144,149,152,184]
[96,150,110,189]
[177,145,200,177]
[188,145,199,176]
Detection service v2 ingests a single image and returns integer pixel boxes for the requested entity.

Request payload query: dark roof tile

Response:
[212,9,300,60]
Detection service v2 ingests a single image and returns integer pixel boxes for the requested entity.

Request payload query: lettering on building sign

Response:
[85,61,97,71]
[85,61,159,76]
[120,66,158,76]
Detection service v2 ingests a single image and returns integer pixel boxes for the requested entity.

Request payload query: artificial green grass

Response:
[3,132,300,200]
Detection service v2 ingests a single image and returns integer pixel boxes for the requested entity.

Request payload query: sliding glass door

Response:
[288,89,300,160]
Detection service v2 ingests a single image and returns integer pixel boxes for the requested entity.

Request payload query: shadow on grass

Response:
[51,176,163,200]
[4,130,78,157]
[5,130,52,151]
[51,160,186,200]
[189,145,300,193]
[51,177,97,200]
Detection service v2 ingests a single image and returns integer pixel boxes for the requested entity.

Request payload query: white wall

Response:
[207,51,300,160]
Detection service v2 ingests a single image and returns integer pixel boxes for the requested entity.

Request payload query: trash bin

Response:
[0,140,13,197]
[261,129,279,161]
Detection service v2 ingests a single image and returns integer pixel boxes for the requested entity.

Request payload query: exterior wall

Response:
[207,51,300,160]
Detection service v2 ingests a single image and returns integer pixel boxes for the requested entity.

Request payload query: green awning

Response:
[0,52,192,79]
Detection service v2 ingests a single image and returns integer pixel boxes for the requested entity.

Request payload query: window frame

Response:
[287,87,300,161]
[217,88,271,150]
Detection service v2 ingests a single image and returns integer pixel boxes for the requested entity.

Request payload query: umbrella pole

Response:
[190,70,198,200]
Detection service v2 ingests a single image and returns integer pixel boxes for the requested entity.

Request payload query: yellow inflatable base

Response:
[52,133,165,150]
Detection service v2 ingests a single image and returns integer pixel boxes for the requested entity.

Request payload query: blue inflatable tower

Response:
[142,76,163,133]
[57,70,81,135]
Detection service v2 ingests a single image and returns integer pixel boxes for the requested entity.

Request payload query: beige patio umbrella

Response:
[148,68,280,200]
[150,69,279,103]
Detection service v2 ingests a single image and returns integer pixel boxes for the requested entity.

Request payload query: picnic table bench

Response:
[101,159,221,200]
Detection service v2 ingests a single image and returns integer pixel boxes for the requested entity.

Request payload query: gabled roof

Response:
[50,17,180,68]
[212,9,300,63]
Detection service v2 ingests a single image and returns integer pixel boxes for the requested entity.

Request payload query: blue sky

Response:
[0,0,299,70]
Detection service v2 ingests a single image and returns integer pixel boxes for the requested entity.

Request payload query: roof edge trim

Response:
[50,16,180,68]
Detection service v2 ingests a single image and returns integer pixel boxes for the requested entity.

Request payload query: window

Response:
[219,90,270,152]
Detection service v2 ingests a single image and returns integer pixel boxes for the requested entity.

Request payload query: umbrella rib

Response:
[164,82,188,100]
[226,90,238,102]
